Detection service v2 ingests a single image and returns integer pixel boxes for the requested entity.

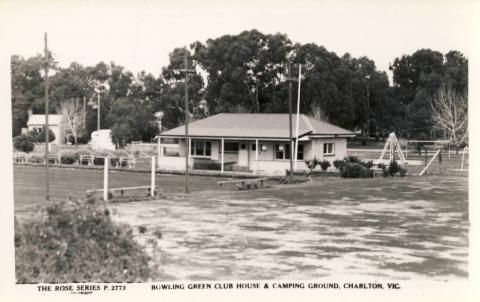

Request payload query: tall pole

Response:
[97,94,101,131]
[366,83,370,142]
[365,75,370,143]
[294,64,302,170]
[181,51,194,193]
[44,32,50,202]
[288,62,293,178]
[103,156,109,202]
[185,53,189,193]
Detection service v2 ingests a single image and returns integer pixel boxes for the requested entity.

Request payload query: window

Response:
[190,140,211,157]
[297,143,304,160]
[275,143,291,160]
[240,143,246,150]
[323,143,334,155]
[275,144,284,159]
[224,142,239,153]
[251,143,256,151]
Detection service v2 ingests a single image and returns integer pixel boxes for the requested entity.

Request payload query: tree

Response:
[11,55,48,136]
[158,48,204,129]
[106,97,158,147]
[293,43,356,129]
[13,134,34,153]
[343,55,390,136]
[59,99,86,144]
[431,87,468,149]
[28,128,55,143]
[389,49,468,139]
[194,30,292,114]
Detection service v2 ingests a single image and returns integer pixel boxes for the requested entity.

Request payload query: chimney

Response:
[28,108,33,118]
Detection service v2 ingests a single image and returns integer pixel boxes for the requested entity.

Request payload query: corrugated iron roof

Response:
[27,114,64,126]
[160,113,354,139]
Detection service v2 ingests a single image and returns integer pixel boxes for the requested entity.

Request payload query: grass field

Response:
[111,174,468,281]
[13,165,228,210]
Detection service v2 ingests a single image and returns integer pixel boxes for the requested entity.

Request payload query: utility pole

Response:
[180,49,195,193]
[44,32,50,202]
[286,62,298,178]
[365,74,370,143]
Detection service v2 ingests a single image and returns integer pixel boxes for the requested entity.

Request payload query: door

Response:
[238,141,249,167]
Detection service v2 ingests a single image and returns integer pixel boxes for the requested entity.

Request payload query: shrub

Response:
[110,158,119,167]
[28,129,55,143]
[333,159,345,170]
[338,156,374,178]
[387,160,400,177]
[76,134,90,144]
[60,152,79,164]
[339,162,373,178]
[29,154,44,163]
[13,134,35,153]
[345,156,361,163]
[15,201,153,283]
[94,157,105,166]
[378,160,407,177]
[305,158,319,171]
[319,160,331,171]
[364,160,374,169]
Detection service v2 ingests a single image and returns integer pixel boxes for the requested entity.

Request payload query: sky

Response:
[0,0,474,81]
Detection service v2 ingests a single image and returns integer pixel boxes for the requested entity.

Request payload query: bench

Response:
[48,153,61,164]
[86,185,164,199]
[217,177,268,190]
[78,154,95,165]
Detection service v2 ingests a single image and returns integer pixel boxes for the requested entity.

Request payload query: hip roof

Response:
[160,113,354,139]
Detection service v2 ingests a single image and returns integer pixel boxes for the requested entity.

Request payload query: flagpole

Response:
[288,62,294,178]
[294,64,302,170]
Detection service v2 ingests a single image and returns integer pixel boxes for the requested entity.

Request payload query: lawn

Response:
[13,165,227,210]
[111,174,469,281]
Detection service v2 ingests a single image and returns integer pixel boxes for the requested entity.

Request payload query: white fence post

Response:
[103,156,109,201]
[151,156,156,197]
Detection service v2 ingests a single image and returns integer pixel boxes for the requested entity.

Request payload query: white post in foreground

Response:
[103,156,109,201]
[151,156,156,197]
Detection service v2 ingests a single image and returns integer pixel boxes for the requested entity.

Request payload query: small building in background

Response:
[26,111,66,145]
[91,129,115,150]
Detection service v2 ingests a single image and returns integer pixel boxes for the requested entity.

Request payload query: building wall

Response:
[178,139,188,157]
[309,138,347,161]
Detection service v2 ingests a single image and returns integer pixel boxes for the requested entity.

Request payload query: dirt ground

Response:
[111,174,469,281]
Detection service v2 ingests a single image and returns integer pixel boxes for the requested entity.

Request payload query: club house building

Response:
[157,113,355,175]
